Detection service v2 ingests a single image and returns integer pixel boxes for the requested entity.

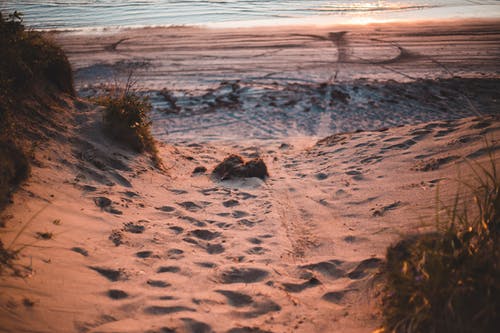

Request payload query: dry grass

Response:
[0,11,74,209]
[94,75,163,169]
[379,151,499,333]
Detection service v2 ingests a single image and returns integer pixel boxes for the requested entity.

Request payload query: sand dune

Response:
[1,100,498,332]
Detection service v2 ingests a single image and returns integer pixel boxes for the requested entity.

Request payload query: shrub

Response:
[380,154,499,333]
[0,10,74,210]
[95,78,162,168]
[0,11,74,98]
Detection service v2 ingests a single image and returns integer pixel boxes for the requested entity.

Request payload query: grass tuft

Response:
[380,151,499,333]
[0,11,74,98]
[94,75,163,169]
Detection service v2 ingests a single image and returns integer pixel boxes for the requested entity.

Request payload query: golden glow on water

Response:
[1,0,500,30]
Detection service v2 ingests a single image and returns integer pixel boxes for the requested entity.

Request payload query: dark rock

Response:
[212,155,268,180]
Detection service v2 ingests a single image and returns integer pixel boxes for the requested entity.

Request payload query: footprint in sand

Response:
[301,260,346,279]
[216,222,233,230]
[467,145,500,159]
[232,210,250,218]
[315,172,329,180]
[156,205,176,212]
[123,222,145,233]
[381,139,417,151]
[179,215,207,227]
[169,226,184,234]
[93,196,123,214]
[247,237,262,245]
[136,250,153,258]
[347,258,382,280]
[181,318,212,333]
[169,189,188,195]
[109,230,124,246]
[144,306,195,315]
[216,290,253,307]
[182,236,225,254]
[412,156,459,172]
[220,267,269,284]
[157,266,180,273]
[206,243,225,254]
[238,218,257,227]
[166,248,184,259]
[246,246,268,255]
[93,196,111,208]
[147,280,171,288]
[240,300,281,318]
[177,201,203,212]
[107,289,128,300]
[196,262,217,268]
[189,229,220,241]
[223,199,240,207]
[227,327,273,333]
[237,192,257,200]
[322,289,357,305]
[343,235,368,243]
[89,267,126,282]
[71,247,89,256]
[372,201,402,217]
[282,277,322,293]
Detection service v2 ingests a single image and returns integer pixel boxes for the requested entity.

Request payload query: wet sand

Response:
[57,19,500,140]
[56,19,500,90]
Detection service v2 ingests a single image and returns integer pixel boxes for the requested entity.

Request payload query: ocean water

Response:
[1,0,499,30]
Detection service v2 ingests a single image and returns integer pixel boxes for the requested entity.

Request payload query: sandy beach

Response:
[0,19,499,333]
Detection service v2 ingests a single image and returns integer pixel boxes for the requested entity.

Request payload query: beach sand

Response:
[0,19,499,333]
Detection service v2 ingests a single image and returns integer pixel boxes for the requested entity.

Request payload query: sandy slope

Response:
[1,19,500,333]
[0,99,498,332]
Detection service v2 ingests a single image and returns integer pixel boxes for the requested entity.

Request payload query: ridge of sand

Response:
[0,93,498,332]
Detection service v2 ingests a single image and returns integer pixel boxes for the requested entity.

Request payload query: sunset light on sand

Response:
[1,1,499,332]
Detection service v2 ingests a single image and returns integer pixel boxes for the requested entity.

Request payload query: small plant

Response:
[0,205,49,274]
[95,74,163,169]
[379,151,499,333]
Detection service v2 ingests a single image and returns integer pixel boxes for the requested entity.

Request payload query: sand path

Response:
[1,101,498,332]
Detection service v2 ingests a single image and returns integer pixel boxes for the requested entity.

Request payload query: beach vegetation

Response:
[0,10,75,211]
[94,76,163,169]
[0,11,74,98]
[379,151,499,333]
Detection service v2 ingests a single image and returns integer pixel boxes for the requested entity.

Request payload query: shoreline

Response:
[9,2,500,32]
[52,18,500,140]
